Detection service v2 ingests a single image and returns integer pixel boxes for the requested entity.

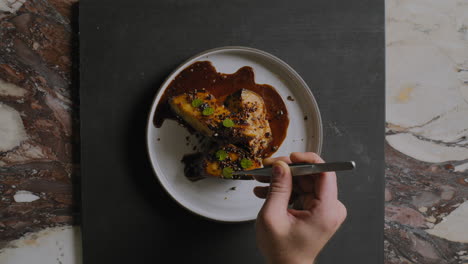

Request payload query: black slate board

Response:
[80,0,384,263]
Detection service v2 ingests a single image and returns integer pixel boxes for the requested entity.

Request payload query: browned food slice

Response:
[169,91,230,137]
[223,89,272,156]
[182,144,262,180]
[170,89,272,155]
[171,89,272,180]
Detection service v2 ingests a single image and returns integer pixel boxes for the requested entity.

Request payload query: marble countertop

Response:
[0,0,467,263]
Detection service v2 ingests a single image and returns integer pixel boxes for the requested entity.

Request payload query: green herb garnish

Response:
[240,158,253,169]
[191,98,203,107]
[202,107,214,116]
[215,150,228,161]
[222,167,234,178]
[222,118,234,127]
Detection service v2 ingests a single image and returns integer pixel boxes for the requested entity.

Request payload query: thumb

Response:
[262,161,293,214]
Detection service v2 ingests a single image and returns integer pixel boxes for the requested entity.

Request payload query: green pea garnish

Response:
[191,98,203,107]
[202,107,214,116]
[222,118,234,127]
[240,158,253,169]
[222,167,234,178]
[215,150,228,161]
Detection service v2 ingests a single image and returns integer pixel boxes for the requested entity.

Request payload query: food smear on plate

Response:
[182,144,263,181]
[154,61,289,180]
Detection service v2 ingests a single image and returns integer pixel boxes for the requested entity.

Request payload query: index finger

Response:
[290,152,338,201]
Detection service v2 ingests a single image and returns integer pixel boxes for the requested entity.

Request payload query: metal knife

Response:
[229,161,356,179]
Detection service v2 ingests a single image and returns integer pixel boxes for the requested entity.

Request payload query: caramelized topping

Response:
[158,61,290,180]
[155,61,289,157]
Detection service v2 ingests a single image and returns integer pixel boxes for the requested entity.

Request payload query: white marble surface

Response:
[1,0,467,263]
[0,103,27,152]
[13,190,40,203]
[0,226,82,264]
[386,0,468,252]
[0,0,27,13]
[386,0,468,166]
[427,201,468,243]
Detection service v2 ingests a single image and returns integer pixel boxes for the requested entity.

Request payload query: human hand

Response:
[253,152,347,264]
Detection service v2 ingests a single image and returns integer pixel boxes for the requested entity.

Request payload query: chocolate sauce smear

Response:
[154,61,289,157]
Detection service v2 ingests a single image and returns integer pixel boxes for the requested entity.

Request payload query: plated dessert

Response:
[155,61,289,180]
[146,47,321,221]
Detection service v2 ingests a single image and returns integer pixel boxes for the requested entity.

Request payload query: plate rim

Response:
[145,46,323,223]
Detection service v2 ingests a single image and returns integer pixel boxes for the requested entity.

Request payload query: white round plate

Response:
[146,46,322,222]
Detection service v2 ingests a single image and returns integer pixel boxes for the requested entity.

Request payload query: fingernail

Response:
[272,164,283,178]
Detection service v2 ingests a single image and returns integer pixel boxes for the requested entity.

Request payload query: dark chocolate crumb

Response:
[157,138,161,141]
[200,103,209,110]
[304,115,308,121]
[185,136,190,141]
[287,96,295,101]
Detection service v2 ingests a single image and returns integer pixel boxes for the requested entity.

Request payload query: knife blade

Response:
[228,161,356,179]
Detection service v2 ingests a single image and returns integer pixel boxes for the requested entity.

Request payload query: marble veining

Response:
[0,0,79,263]
[0,78,27,96]
[427,201,468,243]
[386,133,468,163]
[385,0,468,262]
[0,0,467,263]
[0,0,27,14]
